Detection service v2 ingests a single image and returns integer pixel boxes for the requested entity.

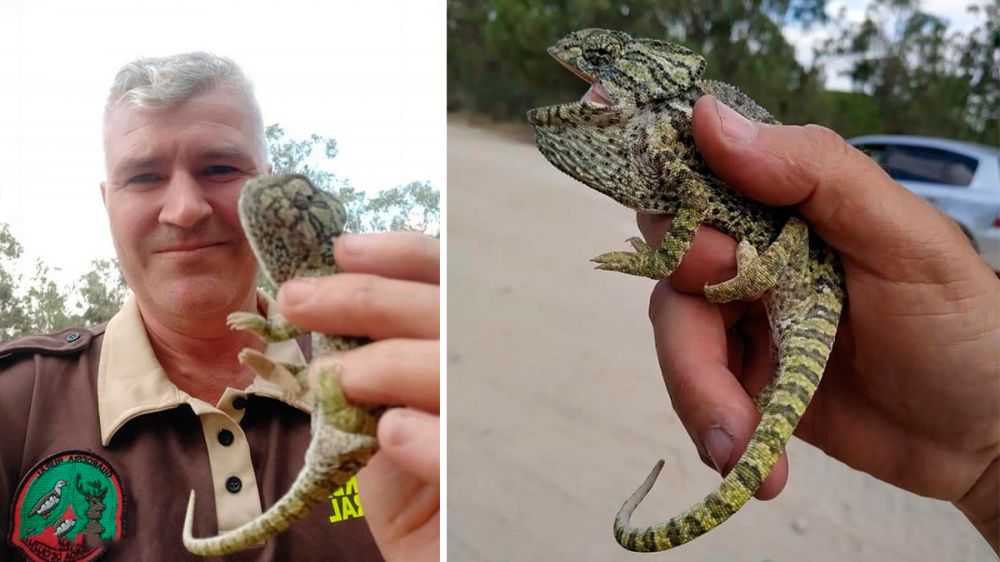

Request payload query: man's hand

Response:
[279,232,440,562]
[642,96,999,550]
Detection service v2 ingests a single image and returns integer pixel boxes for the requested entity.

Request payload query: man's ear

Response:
[100,181,107,208]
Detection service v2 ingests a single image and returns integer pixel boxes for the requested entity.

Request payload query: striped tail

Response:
[614,291,842,552]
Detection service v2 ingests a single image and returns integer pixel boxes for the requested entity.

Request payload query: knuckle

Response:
[350,275,380,321]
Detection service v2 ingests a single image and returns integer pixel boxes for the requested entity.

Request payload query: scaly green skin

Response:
[528,29,845,552]
[182,174,382,555]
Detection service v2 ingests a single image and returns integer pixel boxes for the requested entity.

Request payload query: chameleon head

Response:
[238,174,348,286]
[543,29,705,109]
[527,29,707,211]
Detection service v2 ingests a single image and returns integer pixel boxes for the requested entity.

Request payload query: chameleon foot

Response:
[592,238,673,279]
[704,217,809,303]
[227,311,269,337]
[703,239,768,302]
[227,311,303,342]
[237,348,305,391]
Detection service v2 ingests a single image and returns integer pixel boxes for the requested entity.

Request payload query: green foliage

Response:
[449,0,998,145]
[0,222,128,341]
[75,259,130,327]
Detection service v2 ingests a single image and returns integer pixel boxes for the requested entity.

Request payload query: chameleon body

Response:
[182,174,383,555]
[527,29,845,552]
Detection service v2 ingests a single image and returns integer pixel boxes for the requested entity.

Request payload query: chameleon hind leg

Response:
[592,206,702,279]
[704,217,808,303]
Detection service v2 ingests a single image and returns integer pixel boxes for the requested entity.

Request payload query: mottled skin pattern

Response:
[182,174,383,555]
[528,29,845,552]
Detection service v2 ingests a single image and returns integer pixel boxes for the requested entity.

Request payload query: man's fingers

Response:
[309,339,439,412]
[278,273,439,340]
[691,95,973,277]
[636,213,737,295]
[357,442,440,562]
[335,232,440,284]
[650,281,788,499]
[376,408,440,486]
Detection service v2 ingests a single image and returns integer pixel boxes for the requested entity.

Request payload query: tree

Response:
[817,0,997,143]
[75,259,129,327]
[0,223,31,340]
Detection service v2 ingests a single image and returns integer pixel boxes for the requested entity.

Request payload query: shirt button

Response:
[233,397,247,410]
[225,476,242,494]
[217,429,234,446]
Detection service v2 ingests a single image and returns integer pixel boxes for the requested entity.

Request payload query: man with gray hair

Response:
[0,52,440,561]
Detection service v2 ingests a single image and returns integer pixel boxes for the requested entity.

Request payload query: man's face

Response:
[101,87,266,325]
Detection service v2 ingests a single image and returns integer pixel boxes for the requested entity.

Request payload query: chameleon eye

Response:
[583,36,624,67]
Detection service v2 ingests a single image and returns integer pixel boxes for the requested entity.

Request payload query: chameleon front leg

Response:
[703,217,809,303]
[228,311,310,387]
[227,311,303,342]
[592,206,702,279]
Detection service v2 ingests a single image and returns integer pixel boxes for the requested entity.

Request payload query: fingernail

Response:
[382,409,416,447]
[703,426,734,474]
[337,233,372,256]
[280,278,316,304]
[714,98,757,143]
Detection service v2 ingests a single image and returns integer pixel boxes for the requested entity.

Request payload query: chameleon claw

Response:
[238,348,304,390]
[592,251,643,274]
[626,236,649,252]
[591,246,671,279]
[226,311,269,337]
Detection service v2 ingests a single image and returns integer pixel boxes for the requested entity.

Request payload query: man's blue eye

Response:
[206,165,238,175]
[130,173,158,183]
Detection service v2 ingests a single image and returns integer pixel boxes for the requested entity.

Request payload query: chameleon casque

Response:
[527,29,845,552]
[182,174,384,555]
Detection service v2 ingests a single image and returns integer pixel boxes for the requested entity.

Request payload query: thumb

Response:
[691,95,972,280]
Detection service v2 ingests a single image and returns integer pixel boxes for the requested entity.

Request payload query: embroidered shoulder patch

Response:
[9,451,125,562]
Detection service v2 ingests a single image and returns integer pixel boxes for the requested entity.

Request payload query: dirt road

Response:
[446,118,992,561]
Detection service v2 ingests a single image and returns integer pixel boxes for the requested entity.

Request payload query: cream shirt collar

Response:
[98,293,311,446]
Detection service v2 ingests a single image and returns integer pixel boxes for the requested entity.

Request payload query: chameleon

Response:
[182,174,384,555]
[527,29,845,552]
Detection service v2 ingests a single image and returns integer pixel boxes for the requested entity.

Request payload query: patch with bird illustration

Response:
[8,451,125,562]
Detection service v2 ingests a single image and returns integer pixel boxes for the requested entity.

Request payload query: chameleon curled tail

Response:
[182,368,380,555]
[613,285,843,552]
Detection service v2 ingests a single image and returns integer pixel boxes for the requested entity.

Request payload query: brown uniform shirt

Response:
[0,296,383,561]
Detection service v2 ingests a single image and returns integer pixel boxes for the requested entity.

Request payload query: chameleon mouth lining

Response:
[581,82,614,106]
[552,53,615,108]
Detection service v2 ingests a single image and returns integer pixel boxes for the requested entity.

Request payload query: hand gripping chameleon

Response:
[182,174,384,555]
[528,29,845,552]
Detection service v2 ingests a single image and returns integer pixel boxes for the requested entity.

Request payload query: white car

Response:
[849,134,1000,271]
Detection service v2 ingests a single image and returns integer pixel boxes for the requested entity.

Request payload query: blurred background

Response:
[447,1,998,560]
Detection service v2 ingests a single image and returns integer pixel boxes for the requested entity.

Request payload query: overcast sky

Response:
[0,0,445,284]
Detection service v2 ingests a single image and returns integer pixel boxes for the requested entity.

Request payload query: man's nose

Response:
[159,172,212,228]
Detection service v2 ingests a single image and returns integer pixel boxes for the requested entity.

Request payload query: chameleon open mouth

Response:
[527,52,617,125]
[549,50,615,107]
